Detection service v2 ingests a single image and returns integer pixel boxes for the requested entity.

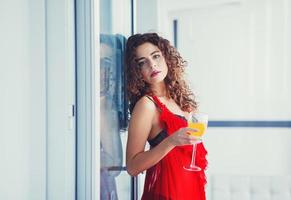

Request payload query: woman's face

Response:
[134,42,168,85]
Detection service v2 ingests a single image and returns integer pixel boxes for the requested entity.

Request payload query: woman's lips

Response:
[150,71,161,77]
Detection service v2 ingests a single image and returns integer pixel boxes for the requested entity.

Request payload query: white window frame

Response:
[76,0,100,199]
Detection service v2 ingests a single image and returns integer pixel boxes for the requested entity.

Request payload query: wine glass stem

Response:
[190,143,197,167]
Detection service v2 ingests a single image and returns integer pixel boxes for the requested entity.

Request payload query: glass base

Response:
[183,165,201,171]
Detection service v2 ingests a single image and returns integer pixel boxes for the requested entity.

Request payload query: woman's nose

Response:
[148,59,156,69]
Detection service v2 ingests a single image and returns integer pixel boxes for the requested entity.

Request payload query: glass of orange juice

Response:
[183,112,208,171]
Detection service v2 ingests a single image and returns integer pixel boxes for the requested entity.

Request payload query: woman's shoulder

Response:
[135,95,156,110]
[131,95,157,115]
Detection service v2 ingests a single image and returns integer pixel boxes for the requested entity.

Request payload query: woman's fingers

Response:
[177,131,201,145]
[180,134,201,141]
[169,127,202,146]
[184,127,198,132]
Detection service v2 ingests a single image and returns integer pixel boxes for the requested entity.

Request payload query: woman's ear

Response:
[138,72,144,81]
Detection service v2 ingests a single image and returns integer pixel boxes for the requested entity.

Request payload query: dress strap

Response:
[145,95,162,112]
[151,96,167,111]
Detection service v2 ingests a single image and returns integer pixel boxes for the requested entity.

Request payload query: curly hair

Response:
[125,33,197,113]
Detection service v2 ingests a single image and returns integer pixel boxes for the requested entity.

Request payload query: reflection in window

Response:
[99,0,131,198]
[100,34,128,200]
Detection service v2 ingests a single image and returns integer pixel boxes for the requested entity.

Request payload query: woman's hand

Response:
[167,127,201,147]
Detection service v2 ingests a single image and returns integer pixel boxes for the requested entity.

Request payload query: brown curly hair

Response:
[125,33,197,113]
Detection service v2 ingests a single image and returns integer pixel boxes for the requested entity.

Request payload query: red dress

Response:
[141,96,208,200]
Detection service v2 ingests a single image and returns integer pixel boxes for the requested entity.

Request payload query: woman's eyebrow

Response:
[135,57,145,62]
[150,50,160,55]
[135,50,161,62]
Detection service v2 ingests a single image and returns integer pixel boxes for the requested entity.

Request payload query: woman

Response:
[125,33,208,200]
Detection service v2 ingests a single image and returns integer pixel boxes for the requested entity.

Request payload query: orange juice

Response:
[187,122,206,137]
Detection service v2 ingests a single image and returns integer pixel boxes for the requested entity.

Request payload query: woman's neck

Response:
[150,81,168,97]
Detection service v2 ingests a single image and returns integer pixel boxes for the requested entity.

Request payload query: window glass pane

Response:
[99,0,131,199]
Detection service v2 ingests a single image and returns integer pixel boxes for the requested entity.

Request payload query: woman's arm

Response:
[126,96,198,176]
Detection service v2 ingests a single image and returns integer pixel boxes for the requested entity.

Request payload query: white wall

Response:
[173,0,291,120]
[0,0,46,199]
[0,0,76,200]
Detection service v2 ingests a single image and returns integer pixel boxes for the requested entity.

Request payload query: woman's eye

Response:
[138,61,145,67]
[153,54,160,59]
